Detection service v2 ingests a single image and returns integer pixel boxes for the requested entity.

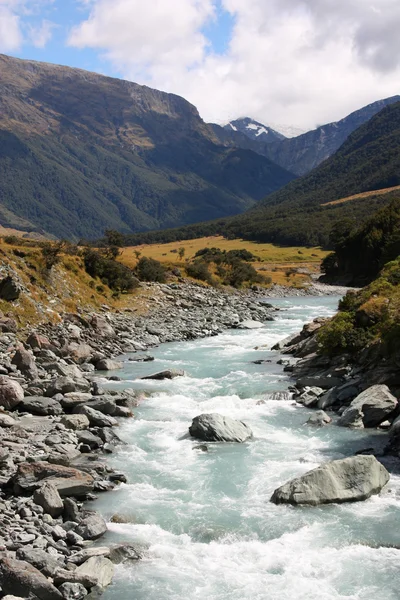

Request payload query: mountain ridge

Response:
[0,53,295,240]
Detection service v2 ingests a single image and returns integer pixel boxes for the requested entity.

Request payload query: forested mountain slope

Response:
[0,54,295,240]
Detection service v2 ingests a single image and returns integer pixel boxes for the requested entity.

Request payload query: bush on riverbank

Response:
[318,258,400,356]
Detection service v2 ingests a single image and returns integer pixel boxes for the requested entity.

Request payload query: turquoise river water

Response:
[94,296,400,600]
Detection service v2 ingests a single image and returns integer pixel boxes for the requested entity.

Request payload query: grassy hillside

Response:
[119,236,327,287]
[0,54,295,240]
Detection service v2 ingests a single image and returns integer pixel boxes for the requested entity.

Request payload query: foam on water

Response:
[95,296,400,599]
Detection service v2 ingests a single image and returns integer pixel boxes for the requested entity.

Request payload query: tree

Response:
[178,247,185,260]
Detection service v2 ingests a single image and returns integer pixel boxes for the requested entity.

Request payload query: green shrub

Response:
[186,261,212,283]
[135,257,166,283]
[83,249,139,292]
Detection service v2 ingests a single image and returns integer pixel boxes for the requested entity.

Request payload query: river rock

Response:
[296,376,343,390]
[0,556,63,600]
[58,582,87,600]
[27,332,53,350]
[91,315,115,337]
[33,482,64,517]
[141,369,185,380]
[306,410,332,427]
[95,359,123,371]
[75,556,114,589]
[12,345,38,379]
[69,547,111,565]
[270,455,390,505]
[61,414,90,430]
[12,462,94,496]
[337,385,398,428]
[0,413,17,427]
[189,413,253,443]
[67,343,93,364]
[19,396,63,416]
[75,512,107,540]
[0,276,21,301]
[74,405,118,427]
[16,547,63,577]
[0,376,24,410]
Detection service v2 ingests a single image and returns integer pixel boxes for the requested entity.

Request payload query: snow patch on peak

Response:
[267,123,308,138]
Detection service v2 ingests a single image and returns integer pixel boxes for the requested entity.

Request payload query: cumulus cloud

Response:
[0,0,55,51]
[28,18,55,48]
[68,0,400,128]
[0,1,23,51]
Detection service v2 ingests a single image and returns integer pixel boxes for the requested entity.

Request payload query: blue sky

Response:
[1,0,399,129]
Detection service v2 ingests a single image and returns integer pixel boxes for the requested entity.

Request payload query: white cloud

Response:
[28,18,55,48]
[68,0,400,129]
[0,0,55,51]
[0,2,23,51]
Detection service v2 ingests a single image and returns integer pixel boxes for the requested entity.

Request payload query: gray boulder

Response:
[296,376,343,389]
[16,547,63,577]
[141,369,185,380]
[58,582,87,600]
[189,413,253,443]
[0,376,24,410]
[67,343,93,364]
[338,385,398,428]
[19,396,63,416]
[306,410,332,427]
[75,556,114,589]
[33,482,64,517]
[12,345,38,379]
[69,547,111,565]
[75,512,107,540]
[60,414,90,430]
[0,556,63,600]
[95,359,122,371]
[271,455,390,506]
[74,405,118,427]
[296,386,324,407]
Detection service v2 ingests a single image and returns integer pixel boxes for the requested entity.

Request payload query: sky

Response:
[1,0,400,130]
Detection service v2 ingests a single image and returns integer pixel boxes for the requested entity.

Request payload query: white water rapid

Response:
[93,296,400,600]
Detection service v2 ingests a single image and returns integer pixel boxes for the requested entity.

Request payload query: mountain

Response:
[211,97,400,177]
[263,96,400,176]
[124,100,400,248]
[224,101,400,246]
[0,54,295,240]
[224,118,286,144]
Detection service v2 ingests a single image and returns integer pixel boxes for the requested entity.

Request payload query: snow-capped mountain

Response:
[224,118,286,144]
[267,123,307,138]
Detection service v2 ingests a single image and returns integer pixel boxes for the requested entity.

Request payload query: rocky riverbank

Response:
[0,281,279,599]
[273,318,400,463]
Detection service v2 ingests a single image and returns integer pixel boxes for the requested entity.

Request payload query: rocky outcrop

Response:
[337,385,398,428]
[189,413,253,443]
[270,455,390,505]
[0,276,21,301]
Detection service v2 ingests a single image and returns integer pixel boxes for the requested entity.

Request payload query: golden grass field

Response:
[321,185,400,207]
[119,236,328,287]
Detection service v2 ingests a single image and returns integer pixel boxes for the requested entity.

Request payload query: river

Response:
[93,296,400,600]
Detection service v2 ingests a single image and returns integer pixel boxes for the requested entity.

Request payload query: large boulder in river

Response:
[0,376,24,410]
[270,455,390,506]
[189,413,253,443]
[337,385,398,428]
